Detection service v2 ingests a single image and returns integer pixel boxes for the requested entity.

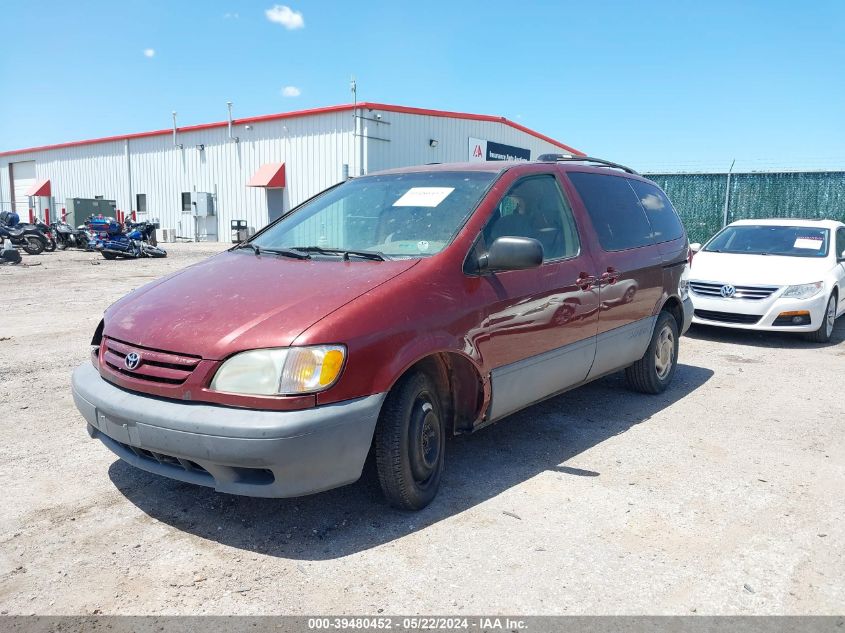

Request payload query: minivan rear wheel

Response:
[374,371,445,510]
[625,311,679,394]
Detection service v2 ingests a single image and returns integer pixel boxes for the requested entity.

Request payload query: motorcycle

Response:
[124,220,159,246]
[0,211,53,254]
[24,220,56,252]
[52,221,92,250]
[89,218,166,259]
[0,223,48,255]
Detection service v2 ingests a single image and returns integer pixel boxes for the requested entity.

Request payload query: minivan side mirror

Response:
[478,236,543,272]
[689,242,702,253]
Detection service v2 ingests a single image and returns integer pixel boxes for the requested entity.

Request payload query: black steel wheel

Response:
[374,371,445,510]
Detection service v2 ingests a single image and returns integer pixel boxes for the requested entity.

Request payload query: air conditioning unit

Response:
[157,228,176,243]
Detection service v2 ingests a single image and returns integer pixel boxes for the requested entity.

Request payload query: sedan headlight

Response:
[210,345,346,396]
[782,282,824,300]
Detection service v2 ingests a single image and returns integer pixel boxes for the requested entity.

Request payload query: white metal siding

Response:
[0,107,572,241]
[0,111,356,239]
[362,110,565,173]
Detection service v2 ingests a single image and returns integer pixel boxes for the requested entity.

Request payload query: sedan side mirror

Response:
[689,242,702,253]
[478,236,543,272]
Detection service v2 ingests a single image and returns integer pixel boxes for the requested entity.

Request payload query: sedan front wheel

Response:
[805,293,837,343]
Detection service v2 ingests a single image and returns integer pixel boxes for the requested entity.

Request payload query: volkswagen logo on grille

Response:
[720,284,736,298]
[124,352,141,370]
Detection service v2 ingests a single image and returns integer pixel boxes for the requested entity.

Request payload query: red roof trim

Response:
[0,102,583,157]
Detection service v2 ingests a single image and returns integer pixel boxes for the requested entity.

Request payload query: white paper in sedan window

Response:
[393,187,455,207]
[793,237,824,250]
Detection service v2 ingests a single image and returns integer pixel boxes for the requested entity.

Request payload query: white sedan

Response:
[687,219,845,342]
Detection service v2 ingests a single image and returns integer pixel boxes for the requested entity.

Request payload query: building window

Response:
[181,192,192,212]
[136,193,147,214]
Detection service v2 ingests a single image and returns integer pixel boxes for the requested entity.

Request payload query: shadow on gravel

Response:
[110,363,713,560]
[686,318,845,349]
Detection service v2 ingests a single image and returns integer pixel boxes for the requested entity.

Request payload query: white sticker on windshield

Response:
[794,237,823,250]
[392,187,455,207]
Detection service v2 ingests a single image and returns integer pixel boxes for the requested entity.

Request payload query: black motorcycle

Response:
[25,220,57,252]
[0,224,48,255]
[52,221,92,250]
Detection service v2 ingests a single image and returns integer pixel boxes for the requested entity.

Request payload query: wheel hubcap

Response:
[408,397,441,483]
[654,326,675,380]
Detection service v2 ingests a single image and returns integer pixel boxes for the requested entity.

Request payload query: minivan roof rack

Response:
[536,154,639,175]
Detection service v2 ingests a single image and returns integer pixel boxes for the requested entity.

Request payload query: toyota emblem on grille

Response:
[720,284,736,298]
[124,352,141,370]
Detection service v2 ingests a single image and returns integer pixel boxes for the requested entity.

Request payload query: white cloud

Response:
[143,48,155,58]
[223,12,240,19]
[265,5,304,29]
[281,85,301,97]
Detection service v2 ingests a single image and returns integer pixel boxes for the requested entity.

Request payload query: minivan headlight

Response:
[782,282,823,300]
[210,345,346,396]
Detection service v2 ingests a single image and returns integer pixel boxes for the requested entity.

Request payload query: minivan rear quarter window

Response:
[628,179,685,243]
[568,172,654,251]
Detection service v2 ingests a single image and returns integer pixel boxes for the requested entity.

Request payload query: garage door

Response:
[10,160,36,213]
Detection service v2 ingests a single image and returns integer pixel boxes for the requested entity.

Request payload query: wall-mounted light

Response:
[429,139,439,148]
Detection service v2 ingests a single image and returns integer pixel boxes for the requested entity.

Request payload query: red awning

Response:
[247,163,286,188]
[25,178,51,197]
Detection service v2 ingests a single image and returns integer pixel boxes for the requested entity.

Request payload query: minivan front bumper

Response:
[72,362,385,498]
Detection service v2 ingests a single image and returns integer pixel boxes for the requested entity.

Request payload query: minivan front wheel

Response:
[625,311,679,394]
[374,371,445,510]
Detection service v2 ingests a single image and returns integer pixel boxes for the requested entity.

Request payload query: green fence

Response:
[645,171,845,244]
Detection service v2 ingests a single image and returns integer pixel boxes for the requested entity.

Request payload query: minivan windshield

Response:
[250,171,497,259]
[704,224,830,258]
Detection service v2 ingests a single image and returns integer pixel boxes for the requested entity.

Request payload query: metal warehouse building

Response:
[0,103,581,241]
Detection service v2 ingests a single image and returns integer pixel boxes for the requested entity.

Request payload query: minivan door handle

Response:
[600,267,619,286]
[576,272,597,290]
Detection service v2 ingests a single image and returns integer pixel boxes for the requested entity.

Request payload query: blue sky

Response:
[1,0,843,172]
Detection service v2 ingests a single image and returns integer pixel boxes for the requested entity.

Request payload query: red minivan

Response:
[72,156,692,510]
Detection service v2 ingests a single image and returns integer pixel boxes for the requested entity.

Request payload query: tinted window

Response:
[568,172,653,251]
[628,180,685,243]
[837,228,845,259]
[483,174,580,261]
[704,225,830,258]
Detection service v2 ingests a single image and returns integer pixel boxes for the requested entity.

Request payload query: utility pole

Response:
[351,77,364,176]
[722,159,735,228]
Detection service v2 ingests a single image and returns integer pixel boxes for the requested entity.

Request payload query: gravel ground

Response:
[0,244,843,615]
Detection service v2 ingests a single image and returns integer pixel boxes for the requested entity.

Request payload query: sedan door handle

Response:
[576,273,597,290]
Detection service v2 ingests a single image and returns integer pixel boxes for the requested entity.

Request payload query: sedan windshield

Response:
[251,171,497,258]
[704,225,830,258]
